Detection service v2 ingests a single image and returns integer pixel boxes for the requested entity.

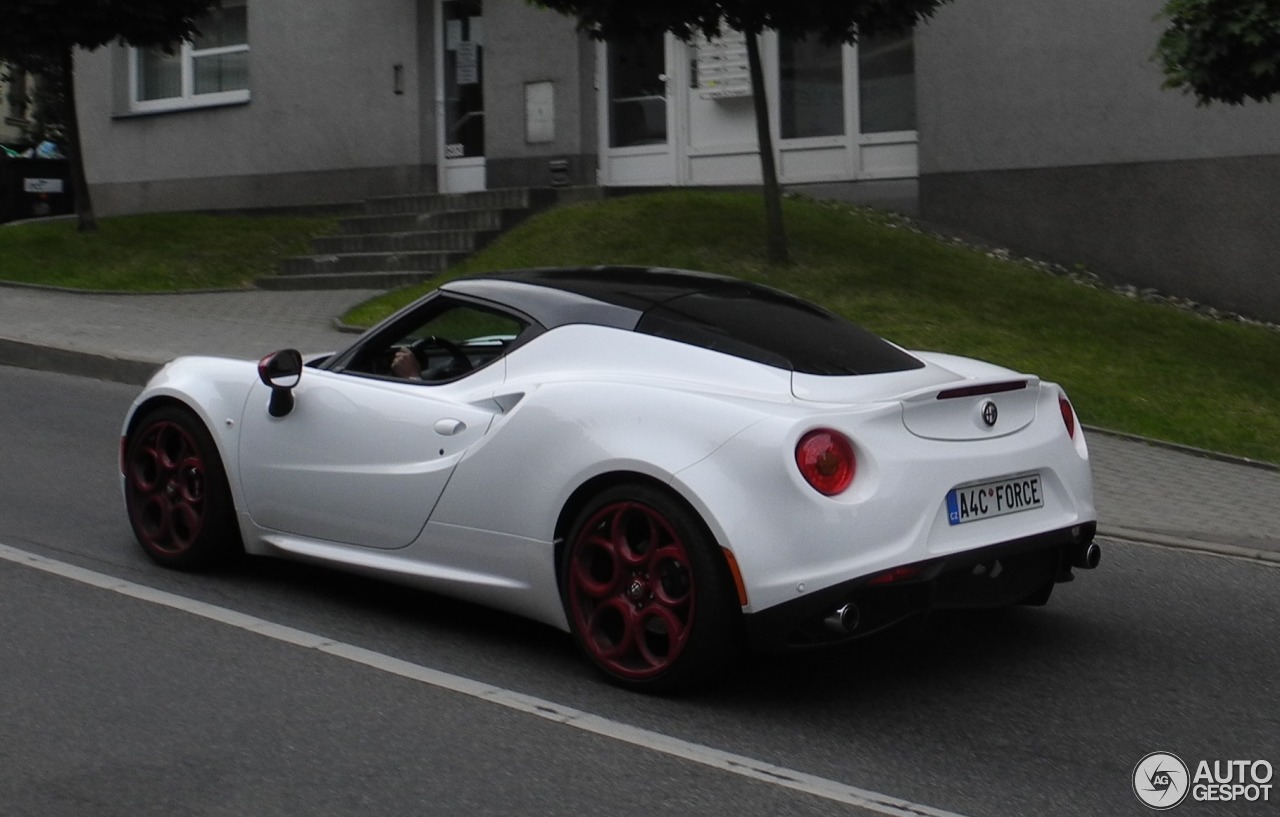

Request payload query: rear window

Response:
[635,290,923,375]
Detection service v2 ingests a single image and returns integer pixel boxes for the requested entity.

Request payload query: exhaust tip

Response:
[1072,542,1101,570]
[824,602,861,635]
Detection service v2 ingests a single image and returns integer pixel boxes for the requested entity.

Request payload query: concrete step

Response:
[338,209,513,235]
[279,250,465,276]
[312,229,493,255]
[260,187,600,291]
[363,187,544,216]
[257,271,438,291]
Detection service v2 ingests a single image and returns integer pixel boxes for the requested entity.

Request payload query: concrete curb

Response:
[332,317,365,334]
[0,279,251,297]
[1084,424,1279,472]
[0,337,160,386]
[1099,526,1280,566]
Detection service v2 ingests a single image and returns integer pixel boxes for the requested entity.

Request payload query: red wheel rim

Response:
[568,501,696,680]
[127,421,208,556]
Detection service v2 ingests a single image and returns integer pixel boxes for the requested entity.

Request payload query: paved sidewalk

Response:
[0,285,376,381]
[2,283,1277,560]
[1089,433,1279,557]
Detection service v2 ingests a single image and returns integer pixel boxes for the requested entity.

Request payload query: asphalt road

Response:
[2,365,1277,817]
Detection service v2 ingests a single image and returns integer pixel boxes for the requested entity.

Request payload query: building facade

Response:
[71,0,1280,320]
[915,0,1280,321]
[74,0,917,209]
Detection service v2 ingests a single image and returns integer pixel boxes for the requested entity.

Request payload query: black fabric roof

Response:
[448,267,922,376]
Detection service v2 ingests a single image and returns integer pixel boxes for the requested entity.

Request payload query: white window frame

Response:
[128,26,249,113]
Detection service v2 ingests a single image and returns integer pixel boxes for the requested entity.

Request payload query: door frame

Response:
[596,32,919,188]
[596,34,682,186]
[435,0,487,193]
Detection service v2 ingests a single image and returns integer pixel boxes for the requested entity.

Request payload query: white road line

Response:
[0,542,970,817]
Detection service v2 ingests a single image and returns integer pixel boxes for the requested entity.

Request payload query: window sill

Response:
[116,91,250,119]
[858,130,918,145]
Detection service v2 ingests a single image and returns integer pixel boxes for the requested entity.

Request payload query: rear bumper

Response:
[741,521,1097,652]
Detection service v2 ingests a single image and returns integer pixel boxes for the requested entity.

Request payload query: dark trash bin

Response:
[0,155,74,224]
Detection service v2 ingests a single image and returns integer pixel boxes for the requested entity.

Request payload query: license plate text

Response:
[946,473,1043,525]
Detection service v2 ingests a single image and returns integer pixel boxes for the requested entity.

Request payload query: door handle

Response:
[434,418,467,436]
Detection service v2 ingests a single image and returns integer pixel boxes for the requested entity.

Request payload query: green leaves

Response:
[530,0,954,43]
[0,0,225,231]
[0,0,221,56]
[1156,0,1280,105]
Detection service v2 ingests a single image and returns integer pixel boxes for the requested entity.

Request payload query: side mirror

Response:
[257,349,303,417]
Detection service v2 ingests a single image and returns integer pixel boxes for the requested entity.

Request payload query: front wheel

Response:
[123,406,241,570]
[562,484,739,693]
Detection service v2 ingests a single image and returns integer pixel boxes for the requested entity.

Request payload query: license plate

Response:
[23,178,64,194]
[946,473,1043,525]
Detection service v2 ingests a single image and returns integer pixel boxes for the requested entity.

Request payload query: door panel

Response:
[238,370,498,549]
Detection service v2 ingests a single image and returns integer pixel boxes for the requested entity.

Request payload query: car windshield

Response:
[635,289,923,376]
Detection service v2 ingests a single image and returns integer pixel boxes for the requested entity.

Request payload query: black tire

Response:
[123,406,242,570]
[561,483,739,693]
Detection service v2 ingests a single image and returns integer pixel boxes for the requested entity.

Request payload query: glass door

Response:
[600,32,677,185]
[438,0,485,192]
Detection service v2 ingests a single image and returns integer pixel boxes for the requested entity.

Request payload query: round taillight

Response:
[795,429,856,496]
[1059,395,1077,439]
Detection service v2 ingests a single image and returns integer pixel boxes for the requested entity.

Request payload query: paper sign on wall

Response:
[456,40,479,85]
[525,81,554,144]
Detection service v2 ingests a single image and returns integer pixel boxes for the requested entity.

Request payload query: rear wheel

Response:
[123,406,241,570]
[562,484,738,692]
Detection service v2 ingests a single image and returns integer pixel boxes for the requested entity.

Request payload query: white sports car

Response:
[121,267,1099,691]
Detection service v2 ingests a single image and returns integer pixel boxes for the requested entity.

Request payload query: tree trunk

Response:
[60,45,96,232]
[745,30,788,265]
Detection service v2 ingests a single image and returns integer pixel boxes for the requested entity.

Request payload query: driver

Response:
[391,347,424,379]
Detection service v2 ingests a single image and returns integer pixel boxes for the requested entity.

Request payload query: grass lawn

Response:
[0,213,336,291]
[344,190,1280,465]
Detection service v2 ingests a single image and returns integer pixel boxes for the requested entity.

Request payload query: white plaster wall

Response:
[75,0,424,187]
[483,3,591,159]
[916,0,1280,174]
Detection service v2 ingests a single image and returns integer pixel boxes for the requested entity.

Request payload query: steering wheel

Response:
[408,335,472,378]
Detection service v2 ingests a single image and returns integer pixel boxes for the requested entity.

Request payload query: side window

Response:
[608,33,667,148]
[130,0,250,113]
[342,297,532,383]
[858,31,916,134]
[779,36,845,139]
